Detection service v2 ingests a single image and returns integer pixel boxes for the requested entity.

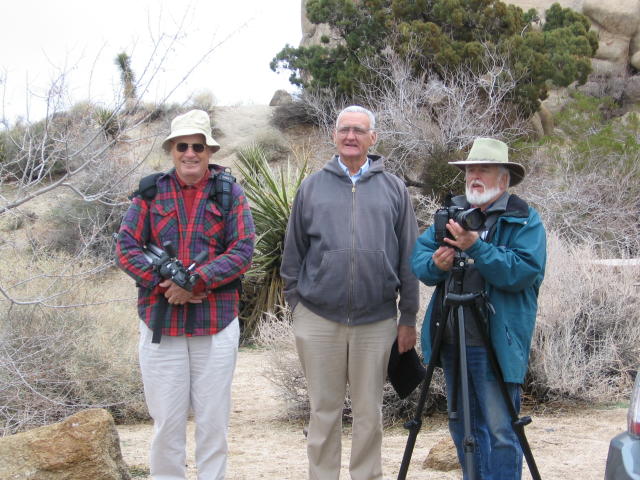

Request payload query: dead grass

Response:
[528,232,640,402]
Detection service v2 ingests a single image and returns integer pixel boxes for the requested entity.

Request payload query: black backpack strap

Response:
[130,172,163,245]
[209,168,243,296]
[130,172,163,201]
[210,168,236,216]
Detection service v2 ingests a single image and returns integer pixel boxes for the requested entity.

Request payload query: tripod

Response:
[397,252,541,480]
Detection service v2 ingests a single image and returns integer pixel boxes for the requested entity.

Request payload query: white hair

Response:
[336,105,376,130]
[498,166,510,187]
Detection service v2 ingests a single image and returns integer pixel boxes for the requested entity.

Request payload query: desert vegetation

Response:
[0,0,638,445]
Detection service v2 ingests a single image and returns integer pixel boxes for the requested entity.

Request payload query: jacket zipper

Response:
[348,183,356,324]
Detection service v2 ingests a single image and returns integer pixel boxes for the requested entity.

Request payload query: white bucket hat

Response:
[161,109,220,153]
[448,137,525,187]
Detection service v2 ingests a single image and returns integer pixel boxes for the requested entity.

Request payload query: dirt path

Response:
[117,348,626,479]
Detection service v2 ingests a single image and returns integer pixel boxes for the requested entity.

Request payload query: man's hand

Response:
[432,245,455,271]
[443,219,479,251]
[397,325,417,354]
[188,292,208,304]
[160,279,204,305]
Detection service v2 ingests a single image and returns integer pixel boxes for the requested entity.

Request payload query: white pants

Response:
[139,319,239,480]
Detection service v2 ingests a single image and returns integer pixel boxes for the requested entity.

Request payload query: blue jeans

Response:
[441,343,523,480]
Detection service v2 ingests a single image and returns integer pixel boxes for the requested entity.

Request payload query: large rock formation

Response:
[300,0,342,48]
[0,408,131,480]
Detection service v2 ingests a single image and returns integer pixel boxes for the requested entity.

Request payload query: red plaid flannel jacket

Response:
[116,166,255,336]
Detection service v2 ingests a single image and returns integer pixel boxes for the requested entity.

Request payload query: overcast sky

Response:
[0,0,302,123]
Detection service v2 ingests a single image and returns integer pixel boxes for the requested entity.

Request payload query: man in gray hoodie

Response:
[281,105,419,480]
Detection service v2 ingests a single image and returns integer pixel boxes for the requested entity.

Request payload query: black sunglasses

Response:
[176,142,206,153]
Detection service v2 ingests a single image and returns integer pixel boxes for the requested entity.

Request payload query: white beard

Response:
[465,184,503,207]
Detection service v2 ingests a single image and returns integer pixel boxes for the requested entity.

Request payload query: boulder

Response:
[592,29,631,64]
[301,0,341,48]
[528,111,545,139]
[422,436,461,472]
[542,87,574,115]
[623,74,640,102]
[538,103,555,136]
[589,58,629,77]
[632,51,640,70]
[269,89,293,106]
[630,30,640,59]
[583,0,640,38]
[507,0,584,19]
[0,408,131,480]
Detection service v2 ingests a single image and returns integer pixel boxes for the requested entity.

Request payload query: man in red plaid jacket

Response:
[116,109,254,480]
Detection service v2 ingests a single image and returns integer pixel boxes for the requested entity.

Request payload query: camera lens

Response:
[456,208,485,231]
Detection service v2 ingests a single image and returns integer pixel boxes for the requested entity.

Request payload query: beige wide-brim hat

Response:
[448,137,525,187]
[161,109,220,153]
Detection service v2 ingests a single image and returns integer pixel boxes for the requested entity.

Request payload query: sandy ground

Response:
[117,348,627,479]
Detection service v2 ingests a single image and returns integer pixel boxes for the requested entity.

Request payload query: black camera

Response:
[142,241,207,291]
[434,206,486,245]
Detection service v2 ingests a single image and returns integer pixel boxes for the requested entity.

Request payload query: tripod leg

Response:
[455,305,478,480]
[449,314,460,421]
[397,305,450,480]
[470,301,542,480]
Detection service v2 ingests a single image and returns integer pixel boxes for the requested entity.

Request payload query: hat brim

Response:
[387,339,426,399]
[448,160,525,187]
[162,128,220,153]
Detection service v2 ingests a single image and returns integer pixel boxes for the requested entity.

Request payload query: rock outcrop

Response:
[269,89,293,106]
[0,408,131,480]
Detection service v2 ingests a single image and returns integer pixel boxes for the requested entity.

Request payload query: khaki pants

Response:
[293,303,397,480]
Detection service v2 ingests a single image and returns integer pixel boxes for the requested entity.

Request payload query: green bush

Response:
[272,0,597,116]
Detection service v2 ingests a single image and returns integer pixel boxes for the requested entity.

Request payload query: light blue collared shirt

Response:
[338,157,370,184]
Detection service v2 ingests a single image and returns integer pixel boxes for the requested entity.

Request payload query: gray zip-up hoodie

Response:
[280,154,419,326]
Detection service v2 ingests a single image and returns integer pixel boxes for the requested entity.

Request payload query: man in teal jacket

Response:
[411,138,546,480]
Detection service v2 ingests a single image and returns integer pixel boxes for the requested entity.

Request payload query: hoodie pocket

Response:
[298,249,349,309]
[353,249,398,312]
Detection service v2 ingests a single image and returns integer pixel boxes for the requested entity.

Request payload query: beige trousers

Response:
[293,303,397,480]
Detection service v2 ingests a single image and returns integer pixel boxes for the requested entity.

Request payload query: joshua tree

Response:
[114,52,137,113]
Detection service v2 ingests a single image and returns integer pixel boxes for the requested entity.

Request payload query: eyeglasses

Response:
[176,142,206,153]
[336,126,371,137]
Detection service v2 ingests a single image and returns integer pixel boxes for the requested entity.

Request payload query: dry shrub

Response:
[256,312,309,421]
[256,309,445,426]
[0,309,147,435]
[526,232,640,404]
[0,305,146,436]
[0,250,145,435]
[521,152,640,257]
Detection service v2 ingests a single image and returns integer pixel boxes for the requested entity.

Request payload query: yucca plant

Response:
[94,106,120,140]
[235,145,309,340]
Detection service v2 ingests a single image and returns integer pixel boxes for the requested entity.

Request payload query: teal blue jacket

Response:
[411,195,546,384]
